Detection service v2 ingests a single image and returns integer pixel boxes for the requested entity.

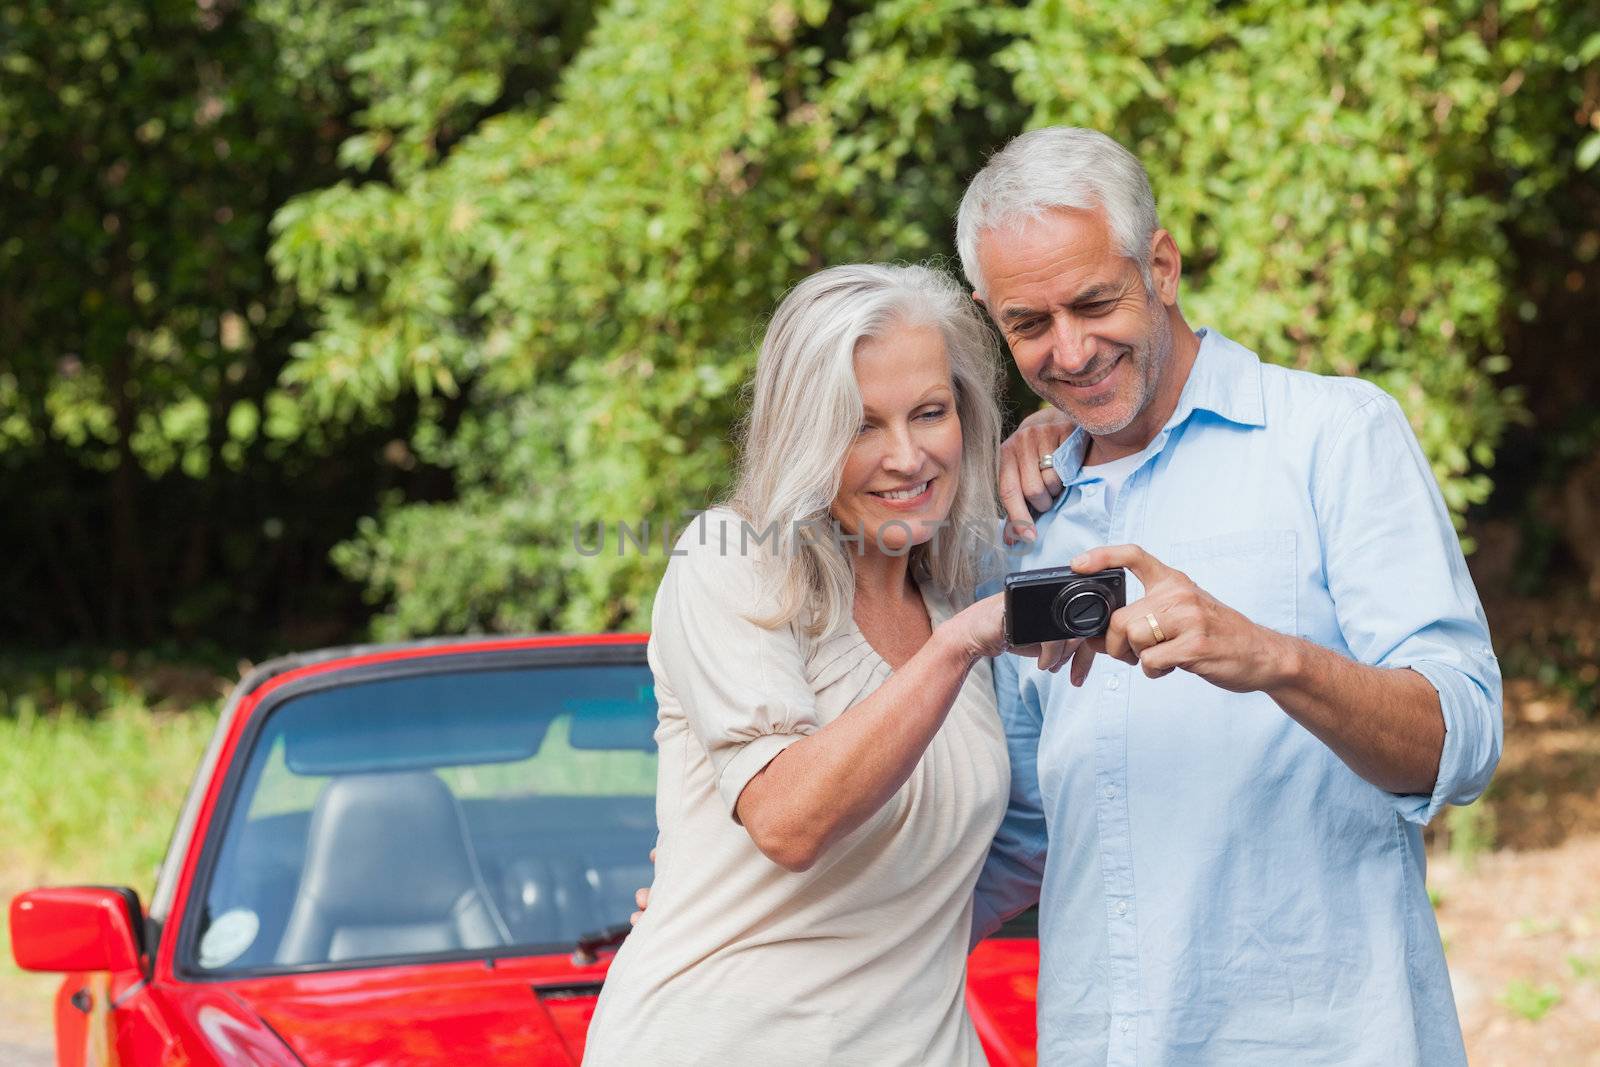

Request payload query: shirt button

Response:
[1083,484,1098,495]
[1107,676,1120,691]
[1103,785,1116,799]
[1119,1018,1132,1033]
[1116,900,1129,916]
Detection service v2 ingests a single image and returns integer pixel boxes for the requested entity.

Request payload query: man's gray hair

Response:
[955,127,1159,299]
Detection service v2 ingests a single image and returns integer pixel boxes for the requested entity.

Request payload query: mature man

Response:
[969,127,1501,1065]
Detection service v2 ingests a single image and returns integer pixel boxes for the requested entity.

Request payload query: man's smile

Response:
[1047,350,1126,395]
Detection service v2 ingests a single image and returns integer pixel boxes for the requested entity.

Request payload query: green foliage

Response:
[258,0,587,179]
[0,0,414,645]
[0,654,221,1006]
[1498,977,1562,1022]
[271,0,1020,634]
[0,655,221,889]
[266,0,1597,636]
[0,0,326,477]
[0,704,218,888]
[8,1,1594,640]
[1004,0,1542,518]
[1445,792,1497,870]
[1494,589,1600,719]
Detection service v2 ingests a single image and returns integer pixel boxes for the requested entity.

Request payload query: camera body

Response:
[1003,566,1127,646]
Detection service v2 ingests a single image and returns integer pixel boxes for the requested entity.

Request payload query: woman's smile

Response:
[867,477,935,507]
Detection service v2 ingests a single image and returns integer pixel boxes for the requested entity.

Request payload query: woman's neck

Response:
[852,547,918,608]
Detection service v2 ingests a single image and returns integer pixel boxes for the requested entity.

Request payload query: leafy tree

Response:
[259,0,1598,636]
[271,0,1019,635]
[999,0,1596,517]
[7,0,1591,647]
[0,0,394,644]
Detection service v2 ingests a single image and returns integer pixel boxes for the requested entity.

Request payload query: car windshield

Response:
[191,661,658,974]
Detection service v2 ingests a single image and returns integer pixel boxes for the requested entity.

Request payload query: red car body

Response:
[11,635,1040,1066]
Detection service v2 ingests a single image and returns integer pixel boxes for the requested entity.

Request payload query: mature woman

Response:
[582,263,1065,1065]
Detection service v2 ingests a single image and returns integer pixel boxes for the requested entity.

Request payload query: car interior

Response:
[192,663,660,973]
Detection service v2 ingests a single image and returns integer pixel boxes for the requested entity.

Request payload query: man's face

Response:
[977,207,1173,438]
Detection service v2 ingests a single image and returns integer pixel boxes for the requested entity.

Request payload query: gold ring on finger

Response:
[1146,613,1167,644]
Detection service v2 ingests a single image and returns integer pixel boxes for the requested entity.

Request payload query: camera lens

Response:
[1051,584,1112,637]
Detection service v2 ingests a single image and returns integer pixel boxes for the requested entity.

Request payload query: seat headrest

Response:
[297,771,482,923]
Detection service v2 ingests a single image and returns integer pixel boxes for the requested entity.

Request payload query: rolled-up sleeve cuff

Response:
[717,731,808,821]
[1390,659,1499,825]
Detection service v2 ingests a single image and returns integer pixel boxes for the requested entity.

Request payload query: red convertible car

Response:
[10,635,1040,1065]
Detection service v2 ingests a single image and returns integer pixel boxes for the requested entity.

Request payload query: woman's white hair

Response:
[956,127,1159,299]
[728,262,1004,640]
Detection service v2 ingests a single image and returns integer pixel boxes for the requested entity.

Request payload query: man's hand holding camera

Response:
[1060,543,1292,695]
[1038,543,1445,797]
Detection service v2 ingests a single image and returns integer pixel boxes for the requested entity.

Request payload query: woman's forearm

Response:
[734,625,981,871]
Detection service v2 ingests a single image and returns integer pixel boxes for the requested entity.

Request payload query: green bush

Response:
[257,0,1599,634]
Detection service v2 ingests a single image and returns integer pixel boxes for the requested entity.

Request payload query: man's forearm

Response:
[1261,631,1445,795]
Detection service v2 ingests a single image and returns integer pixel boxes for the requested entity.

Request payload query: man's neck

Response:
[1084,314,1201,465]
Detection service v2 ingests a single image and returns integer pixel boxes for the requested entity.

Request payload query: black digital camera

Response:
[1003,566,1127,646]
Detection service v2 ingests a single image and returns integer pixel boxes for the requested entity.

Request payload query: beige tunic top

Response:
[584,510,1009,1066]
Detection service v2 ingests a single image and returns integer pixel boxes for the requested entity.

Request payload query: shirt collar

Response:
[1044,327,1266,487]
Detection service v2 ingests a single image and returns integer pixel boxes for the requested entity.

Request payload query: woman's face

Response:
[831,321,964,558]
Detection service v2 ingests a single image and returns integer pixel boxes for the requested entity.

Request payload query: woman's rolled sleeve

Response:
[650,512,821,820]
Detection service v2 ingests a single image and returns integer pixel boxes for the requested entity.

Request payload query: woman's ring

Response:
[1038,454,1055,471]
[1146,613,1167,644]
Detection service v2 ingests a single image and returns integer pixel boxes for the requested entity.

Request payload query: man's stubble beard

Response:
[1036,297,1174,439]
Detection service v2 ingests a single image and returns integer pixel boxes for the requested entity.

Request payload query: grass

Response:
[0,701,219,889]
[1515,915,1564,938]
[1498,978,1562,1022]
[0,654,222,1023]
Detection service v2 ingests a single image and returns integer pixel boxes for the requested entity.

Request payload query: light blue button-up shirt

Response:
[974,328,1502,1066]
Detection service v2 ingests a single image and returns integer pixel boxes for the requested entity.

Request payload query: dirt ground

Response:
[0,975,53,1066]
[1428,676,1600,1067]
[1434,835,1600,1066]
[2,684,1596,1065]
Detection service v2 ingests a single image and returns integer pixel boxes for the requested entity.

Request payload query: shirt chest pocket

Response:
[1151,528,1298,635]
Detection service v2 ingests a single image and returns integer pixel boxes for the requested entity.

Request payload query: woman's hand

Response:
[938,592,1076,672]
[629,848,656,925]
[998,406,1076,544]
[738,593,1072,871]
